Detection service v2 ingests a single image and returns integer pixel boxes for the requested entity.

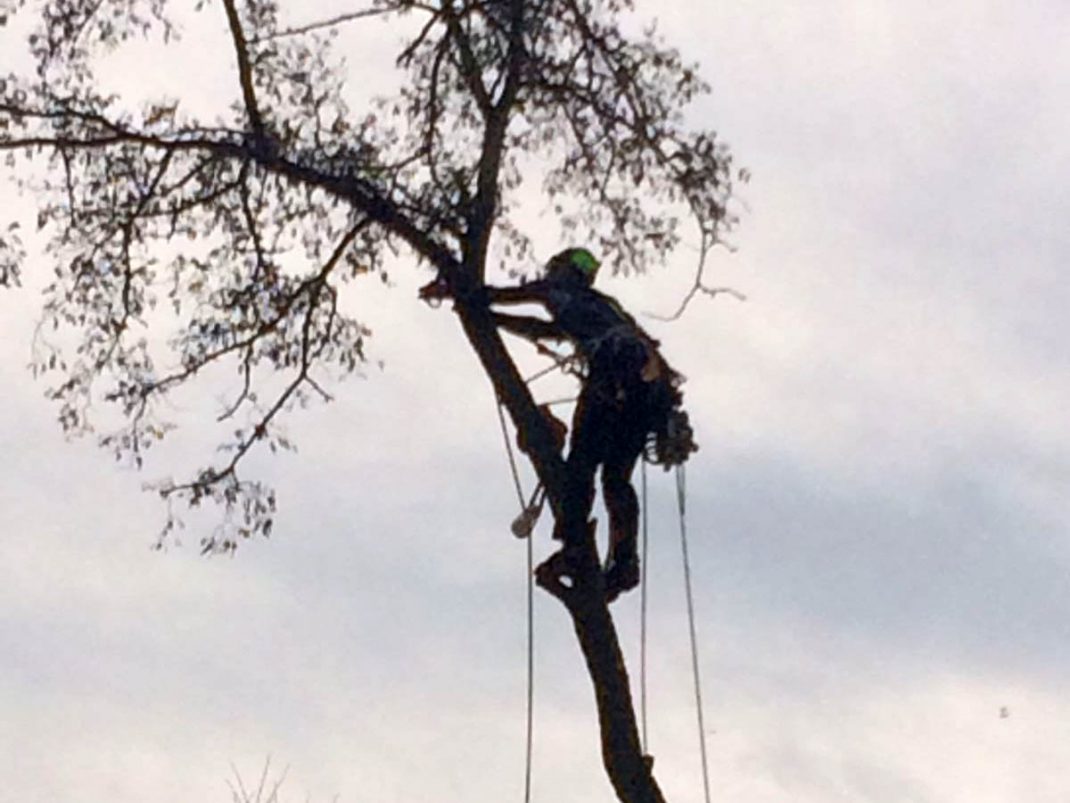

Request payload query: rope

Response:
[639,459,650,753]
[494,398,535,803]
[676,464,711,803]
[524,362,564,385]
[522,506,534,803]
[540,396,578,408]
[495,399,527,510]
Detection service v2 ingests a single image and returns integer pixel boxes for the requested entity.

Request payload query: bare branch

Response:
[0,111,458,271]
[248,7,394,44]
[469,0,527,274]
[441,2,493,115]
[221,0,267,141]
[647,231,746,321]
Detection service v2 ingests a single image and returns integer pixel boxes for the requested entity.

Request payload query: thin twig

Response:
[647,230,746,321]
[249,8,394,44]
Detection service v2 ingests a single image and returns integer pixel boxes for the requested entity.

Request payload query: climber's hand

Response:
[418,276,452,305]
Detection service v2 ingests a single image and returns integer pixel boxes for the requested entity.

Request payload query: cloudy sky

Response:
[2,1,1069,801]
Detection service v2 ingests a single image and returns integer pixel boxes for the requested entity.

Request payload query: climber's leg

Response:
[602,425,645,601]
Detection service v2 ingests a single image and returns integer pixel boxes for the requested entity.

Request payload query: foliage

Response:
[0,0,734,552]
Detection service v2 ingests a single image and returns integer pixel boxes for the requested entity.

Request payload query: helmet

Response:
[545,247,600,287]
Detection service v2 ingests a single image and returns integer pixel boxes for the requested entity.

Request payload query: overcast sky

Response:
[2,1,1069,801]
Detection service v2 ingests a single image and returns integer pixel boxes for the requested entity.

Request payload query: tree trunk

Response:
[541,527,667,803]
[457,302,665,802]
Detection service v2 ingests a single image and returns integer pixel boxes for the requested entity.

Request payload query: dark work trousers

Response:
[563,337,671,563]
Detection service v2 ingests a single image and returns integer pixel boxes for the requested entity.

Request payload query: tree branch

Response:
[0,110,459,273]
[248,7,394,43]
[455,299,568,506]
[221,0,267,142]
[468,0,526,276]
[647,231,745,321]
[441,1,493,115]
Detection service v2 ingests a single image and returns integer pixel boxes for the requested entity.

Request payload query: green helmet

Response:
[545,247,601,286]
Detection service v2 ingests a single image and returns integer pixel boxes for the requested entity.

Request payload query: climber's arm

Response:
[484,281,551,307]
[419,276,553,309]
[492,312,566,344]
[419,277,564,345]
[484,282,563,343]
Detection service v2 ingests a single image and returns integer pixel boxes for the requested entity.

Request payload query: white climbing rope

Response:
[639,458,650,753]
[676,463,712,803]
[494,397,535,803]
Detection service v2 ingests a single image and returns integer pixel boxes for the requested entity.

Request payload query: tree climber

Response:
[490,249,698,599]
[419,248,696,599]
